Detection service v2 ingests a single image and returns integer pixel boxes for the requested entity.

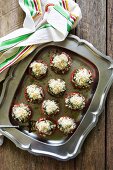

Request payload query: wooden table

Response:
[0,0,113,169]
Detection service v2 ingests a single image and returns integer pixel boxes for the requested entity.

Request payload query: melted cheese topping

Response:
[30,61,47,76]
[12,103,31,121]
[48,79,66,94]
[43,100,59,115]
[52,53,68,70]
[26,84,43,100]
[36,120,56,135]
[58,117,76,134]
[65,93,85,110]
[74,68,92,86]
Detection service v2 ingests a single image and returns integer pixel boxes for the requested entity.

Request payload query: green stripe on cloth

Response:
[30,0,35,9]
[0,33,31,49]
[69,18,74,24]
[24,0,36,16]
[39,23,53,29]
[67,24,71,32]
[29,0,36,16]
[54,5,70,20]
[0,47,25,69]
[53,5,74,32]
[68,20,73,27]
[59,0,63,7]
[0,49,9,53]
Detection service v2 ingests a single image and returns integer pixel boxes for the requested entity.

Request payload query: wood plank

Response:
[106,0,113,169]
[75,0,106,169]
[0,0,24,36]
[0,139,75,170]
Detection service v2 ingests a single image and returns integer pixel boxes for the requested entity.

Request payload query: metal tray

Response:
[0,34,113,161]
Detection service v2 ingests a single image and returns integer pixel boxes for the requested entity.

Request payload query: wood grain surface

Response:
[106,0,113,169]
[0,0,113,170]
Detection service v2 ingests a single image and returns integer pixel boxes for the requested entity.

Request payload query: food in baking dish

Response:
[25,84,44,103]
[57,116,76,134]
[11,103,32,123]
[35,118,56,136]
[42,100,59,116]
[50,52,72,74]
[48,78,66,97]
[71,68,93,88]
[65,92,85,110]
[29,60,48,79]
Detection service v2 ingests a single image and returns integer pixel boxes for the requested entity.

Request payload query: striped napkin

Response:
[0,0,82,145]
[0,0,82,73]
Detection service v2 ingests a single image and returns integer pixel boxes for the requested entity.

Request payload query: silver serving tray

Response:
[0,34,113,161]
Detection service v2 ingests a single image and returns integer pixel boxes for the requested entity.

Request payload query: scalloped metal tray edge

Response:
[0,34,113,161]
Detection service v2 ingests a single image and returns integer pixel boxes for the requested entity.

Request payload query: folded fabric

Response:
[0,0,82,73]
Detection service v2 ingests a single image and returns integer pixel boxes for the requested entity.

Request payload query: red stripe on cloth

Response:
[45,3,54,12]
[62,0,66,9]
[33,0,39,11]
[0,46,30,73]
[70,15,76,22]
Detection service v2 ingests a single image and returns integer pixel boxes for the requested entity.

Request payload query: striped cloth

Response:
[0,0,82,73]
